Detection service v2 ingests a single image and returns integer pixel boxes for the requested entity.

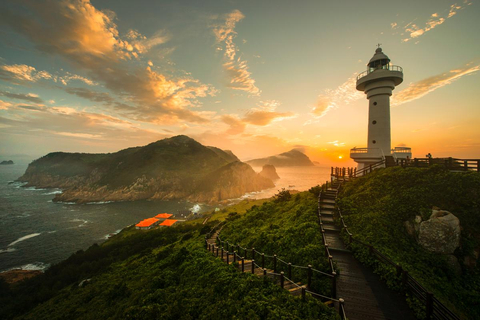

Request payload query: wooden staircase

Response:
[318,182,416,320]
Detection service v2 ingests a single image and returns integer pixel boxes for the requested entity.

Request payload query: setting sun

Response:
[339,155,343,159]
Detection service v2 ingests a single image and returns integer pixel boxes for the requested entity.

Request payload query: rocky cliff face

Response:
[246,149,315,167]
[17,136,274,204]
[259,164,280,180]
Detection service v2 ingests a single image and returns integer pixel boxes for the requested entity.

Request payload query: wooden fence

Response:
[332,183,461,320]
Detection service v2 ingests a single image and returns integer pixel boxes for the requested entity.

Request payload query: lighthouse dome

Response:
[368,47,390,68]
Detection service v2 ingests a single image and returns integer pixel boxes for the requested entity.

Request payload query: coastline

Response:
[0,269,43,284]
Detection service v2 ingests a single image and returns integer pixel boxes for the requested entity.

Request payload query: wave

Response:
[86,201,113,205]
[25,187,47,191]
[18,262,50,272]
[70,219,89,227]
[0,248,16,254]
[190,204,201,214]
[8,233,41,247]
[43,190,63,195]
[57,201,76,205]
[102,228,122,240]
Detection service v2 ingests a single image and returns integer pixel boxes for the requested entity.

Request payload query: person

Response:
[426,153,432,159]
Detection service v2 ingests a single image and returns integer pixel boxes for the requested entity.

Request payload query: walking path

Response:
[320,183,416,320]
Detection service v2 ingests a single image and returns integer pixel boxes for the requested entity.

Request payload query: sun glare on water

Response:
[338,155,343,159]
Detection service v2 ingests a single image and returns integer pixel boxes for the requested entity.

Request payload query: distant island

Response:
[0,160,14,165]
[246,149,315,167]
[17,136,274,204]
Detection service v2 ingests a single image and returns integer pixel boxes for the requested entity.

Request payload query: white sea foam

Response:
[25,187,47,191]
[19,262,49,271]
[43,190,63,195]
[8,233,41,247]
[86,201,113,205]
[190,204,201,214]
[0,248,16,254]
[71,219,89,227]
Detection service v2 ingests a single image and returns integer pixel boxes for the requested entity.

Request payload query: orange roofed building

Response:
[155,213,173,219]
[135,218,159,230]
[159,219,177,227]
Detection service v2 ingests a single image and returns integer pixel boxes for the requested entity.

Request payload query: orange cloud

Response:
[305,74,362,124]
[392,62,479,106]
[1,0,215,125]
[221,114,246,135]
[400,3,467,42]
[0,64,52,83]
[212,10,260,95]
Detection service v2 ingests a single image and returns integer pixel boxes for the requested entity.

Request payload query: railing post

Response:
[221,247,224,260]
[216,246,219,257]
[464,160,468,171]
[251,259,255,274]
[263,268,267,277]
[307,265,312,290]
[241,257,245,272]
[426,292,433,320]
[402,270,408,292]
[273,254,277,273]
[288,262,292,280]
[339,298,345,319]
[262,253,265,269]
[302,286,306,301]
[280,272,285,289]
[477,160,480,172]
[226,252,229,265]
[332,271,337,298]
[226,242,229,252]
[252,248,255,261]
[233,251,237,263]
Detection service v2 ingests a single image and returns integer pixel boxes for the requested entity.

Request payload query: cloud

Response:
[221,114,246,135]
[64,87,115,104]
[392,62,479,106]
[58,72,96,86]
[305,75,362,124]
[0,100,166,144]
[327,140,346,147]
[399,3,468,42]
[212,10,260,95]
[0,64,52,83]
[0,91,43,103]
[243,100,295,126]
[0,0,215,125]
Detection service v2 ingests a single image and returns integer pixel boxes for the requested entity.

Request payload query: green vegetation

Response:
[0,218,336,319]
[337,166,480,319]
[189,198,270,224]
[219,190,333,296]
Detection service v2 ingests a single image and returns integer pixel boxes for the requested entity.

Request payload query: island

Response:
[17,136,274,204]
[246,149,315,167]
[0,160,14,165]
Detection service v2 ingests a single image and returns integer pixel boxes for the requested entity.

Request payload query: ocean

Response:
[0,160,331,272]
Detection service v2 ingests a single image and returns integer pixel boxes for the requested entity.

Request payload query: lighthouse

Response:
[350,47,412,170]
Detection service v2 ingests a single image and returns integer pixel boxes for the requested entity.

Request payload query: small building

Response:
[155,213,173,219]
[159,219,177,227]
[135,218,159,230]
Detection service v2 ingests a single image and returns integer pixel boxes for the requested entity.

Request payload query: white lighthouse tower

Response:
[350,46,412,170]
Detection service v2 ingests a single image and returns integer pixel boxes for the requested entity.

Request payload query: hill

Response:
[17,135,274,204]
[337,166,480,319]
[0,193,337,320]
[246,149,315,167]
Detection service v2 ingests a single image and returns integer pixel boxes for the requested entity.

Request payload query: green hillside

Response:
[0,192,337,320]
[337,165,480,319]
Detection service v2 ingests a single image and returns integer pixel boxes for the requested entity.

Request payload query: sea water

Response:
[0,160,331,272]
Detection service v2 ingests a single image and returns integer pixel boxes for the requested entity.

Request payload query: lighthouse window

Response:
[373,102,377,106]
[372,140,376,144]
[372,120,377,124]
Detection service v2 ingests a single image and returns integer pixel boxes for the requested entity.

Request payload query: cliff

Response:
[246,149,315,167]
[17,136,273,204]
[259,164,280,180]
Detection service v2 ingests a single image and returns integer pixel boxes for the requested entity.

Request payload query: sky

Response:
[0,0,479,166]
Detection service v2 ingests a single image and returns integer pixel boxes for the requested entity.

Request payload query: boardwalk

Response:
[206,228,305,296]
[320,183,416,320]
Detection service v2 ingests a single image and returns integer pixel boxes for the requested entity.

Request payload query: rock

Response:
[463,247,480,269]
[404,215,423,239]
[246,149,315,167]
[259,164,280,180]
[417,209,461,254]
[0,160,14,165]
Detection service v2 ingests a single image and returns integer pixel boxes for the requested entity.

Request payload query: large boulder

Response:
[417,209,461,254]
